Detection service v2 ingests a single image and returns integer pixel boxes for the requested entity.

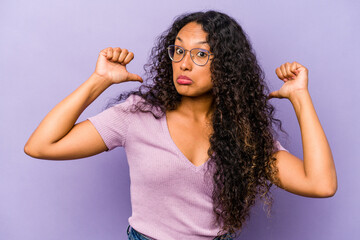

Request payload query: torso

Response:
[166,110,213,167]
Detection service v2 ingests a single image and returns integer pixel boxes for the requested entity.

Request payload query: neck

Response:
[176,93,214,122]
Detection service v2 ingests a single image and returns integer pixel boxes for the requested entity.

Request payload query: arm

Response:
[269,62,337,197]
[24,47,143,160]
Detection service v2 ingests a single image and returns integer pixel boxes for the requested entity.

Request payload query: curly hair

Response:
[108,10,285,238]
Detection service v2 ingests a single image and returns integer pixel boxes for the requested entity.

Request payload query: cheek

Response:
[200,67,212,83]
[172,62,179,75]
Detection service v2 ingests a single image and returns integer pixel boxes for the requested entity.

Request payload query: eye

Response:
[196,50,208,58]
[175,47,184,55]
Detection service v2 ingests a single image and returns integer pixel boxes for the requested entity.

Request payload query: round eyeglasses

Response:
[167,45,213,66]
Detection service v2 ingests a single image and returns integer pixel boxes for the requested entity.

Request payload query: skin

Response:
[166,22,215,167]
[24,22,337,198]
[170,22,214,121]
[23,47,142,159]
[269,62,337,197]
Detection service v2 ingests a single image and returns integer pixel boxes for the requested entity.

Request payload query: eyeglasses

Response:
[167,45,214,66]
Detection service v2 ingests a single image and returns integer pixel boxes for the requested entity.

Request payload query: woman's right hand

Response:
[94,47,143,84]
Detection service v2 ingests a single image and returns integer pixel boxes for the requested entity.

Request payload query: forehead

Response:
[175,22,208,46]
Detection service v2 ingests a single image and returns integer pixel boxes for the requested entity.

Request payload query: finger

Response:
[106,47,113,60]
[123,52,134,65]
[118,48,129,64]
[285,62,296,79]
[280,64,288,80]
[293,61,308,75]
[290,62,299,75]
[112,47,121,62]
[127,72,143,82]
[275,67,285,80]
[100,48,108,57]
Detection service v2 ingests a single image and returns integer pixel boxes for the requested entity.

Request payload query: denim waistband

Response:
[127,225,154,240]
[126,225,234,240]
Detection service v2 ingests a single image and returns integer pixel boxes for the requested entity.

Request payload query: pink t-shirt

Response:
[88,94,288,240]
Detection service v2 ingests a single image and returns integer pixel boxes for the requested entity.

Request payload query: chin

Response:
[177,89,212,98]
[174,83,213,97]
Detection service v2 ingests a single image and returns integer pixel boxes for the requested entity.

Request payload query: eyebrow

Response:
[176,37,208,45]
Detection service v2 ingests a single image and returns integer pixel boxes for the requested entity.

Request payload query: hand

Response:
[94,47,143,84]
[268,61,309,100]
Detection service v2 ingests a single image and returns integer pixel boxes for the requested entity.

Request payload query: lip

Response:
[176,75,193,85]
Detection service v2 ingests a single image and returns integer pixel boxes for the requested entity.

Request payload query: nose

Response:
[180,50,193,71]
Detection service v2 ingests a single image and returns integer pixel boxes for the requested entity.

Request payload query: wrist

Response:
[288,89,310,102]
[288,89,311,112]
[90,72,113,87]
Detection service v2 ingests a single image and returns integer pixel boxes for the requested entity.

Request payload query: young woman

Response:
[24,11,337,240]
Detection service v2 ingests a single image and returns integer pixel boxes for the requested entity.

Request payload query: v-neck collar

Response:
[161,113,210,173]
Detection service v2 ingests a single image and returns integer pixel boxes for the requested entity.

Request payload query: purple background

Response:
[1,0,359,239]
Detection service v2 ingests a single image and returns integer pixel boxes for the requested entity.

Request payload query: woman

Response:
[24,11,337,240]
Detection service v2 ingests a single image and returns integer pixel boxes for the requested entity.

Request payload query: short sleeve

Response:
[274,140,289,153]
[87,95,138,151]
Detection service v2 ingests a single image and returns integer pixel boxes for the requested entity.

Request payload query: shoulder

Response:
[108,94,145,113]
[121,94,145,108]
[119,94,164,118]
[274,140,289,153]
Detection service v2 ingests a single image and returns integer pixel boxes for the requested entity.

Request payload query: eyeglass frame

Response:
[167,44,214,66]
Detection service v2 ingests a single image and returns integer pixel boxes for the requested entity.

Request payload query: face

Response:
[171,22,213,97]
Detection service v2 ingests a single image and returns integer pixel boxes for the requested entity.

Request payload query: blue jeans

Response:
[127,225,234,240]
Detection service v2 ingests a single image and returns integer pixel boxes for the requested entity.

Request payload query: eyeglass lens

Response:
[168,45,210,66]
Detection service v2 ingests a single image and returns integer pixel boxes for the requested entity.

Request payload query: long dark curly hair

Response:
[108,10,285,238]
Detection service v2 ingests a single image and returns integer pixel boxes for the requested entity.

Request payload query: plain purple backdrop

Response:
[1,0,359,239]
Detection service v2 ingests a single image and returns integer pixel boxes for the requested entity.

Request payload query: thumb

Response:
[126,72,143,83]
[268,90,280,99]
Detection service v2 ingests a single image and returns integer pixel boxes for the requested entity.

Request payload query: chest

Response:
[166,113,213,167]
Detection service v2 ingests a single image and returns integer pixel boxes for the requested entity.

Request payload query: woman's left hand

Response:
[268,61,309,100]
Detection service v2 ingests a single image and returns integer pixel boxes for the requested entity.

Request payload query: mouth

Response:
[176,75,193,85]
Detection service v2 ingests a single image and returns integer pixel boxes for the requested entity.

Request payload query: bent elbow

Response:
[24,142,42,159]
[327,183,338,197]
[320,188,337,198]
[316,182,338,198]
[24,143,35,158]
